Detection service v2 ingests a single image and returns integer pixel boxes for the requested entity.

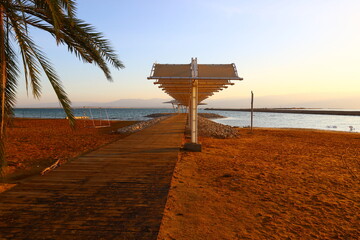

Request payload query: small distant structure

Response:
[163,99,184,113]
[82,107,111,128]
[148,58,243,151]
[164,99,206,113]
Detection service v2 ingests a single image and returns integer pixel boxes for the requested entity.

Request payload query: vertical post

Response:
[184,58,201,152]
[191,79,198,143]
[99,108,102,126]
[190,58,198,144]
[187,105,191,127]
[251,91,254,132]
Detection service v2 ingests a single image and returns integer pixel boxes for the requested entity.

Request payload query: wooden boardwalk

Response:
[0,114,186,240]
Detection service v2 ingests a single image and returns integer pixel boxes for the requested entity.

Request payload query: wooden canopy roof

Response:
[148,60,242,106]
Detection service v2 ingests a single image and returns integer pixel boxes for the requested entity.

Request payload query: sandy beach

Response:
[2,1,359,239]
[1,118,137,185]
[1,119,359,239]
[158,128,360,239]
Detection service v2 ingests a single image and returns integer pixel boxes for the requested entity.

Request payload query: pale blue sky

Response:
[16,0,360,107]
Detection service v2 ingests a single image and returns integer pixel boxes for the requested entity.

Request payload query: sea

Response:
[13,108,360,133]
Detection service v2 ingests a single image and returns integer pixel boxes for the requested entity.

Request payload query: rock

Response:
[198,113,225,119]
[117,115,170,133]
[144,113,174,118]
[119,114,238,139]
[145,113,225,119]
[189,116,239,139]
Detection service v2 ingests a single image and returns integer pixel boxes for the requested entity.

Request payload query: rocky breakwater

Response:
[145,112,224,119]
[144,113,174,118]
[198,113,225,119]
[118,112,237,138]
[117,116,170,134]
[196,116,239,139]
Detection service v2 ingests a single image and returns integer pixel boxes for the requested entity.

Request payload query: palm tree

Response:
[0,0,124,174]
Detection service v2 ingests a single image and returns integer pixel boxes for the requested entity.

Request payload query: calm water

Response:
[14,108,360,133]
[14,108,175,121]
[207,110,360,133]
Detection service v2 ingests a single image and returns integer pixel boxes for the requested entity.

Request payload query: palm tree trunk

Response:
[0,5,6,175]
[0,5,7,139]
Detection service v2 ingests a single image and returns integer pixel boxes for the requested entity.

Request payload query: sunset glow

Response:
[15,0,360,108]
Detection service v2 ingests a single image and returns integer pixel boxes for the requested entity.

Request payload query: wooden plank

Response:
[0,114,186,240]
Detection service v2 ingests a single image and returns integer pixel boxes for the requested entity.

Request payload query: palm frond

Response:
[58,0,76,20]
[5,34,19,116]
[0,0,124,173]
[19,8,125,79]
[7,12,42,98]
[28,42,75,127]
[0,14,19,175]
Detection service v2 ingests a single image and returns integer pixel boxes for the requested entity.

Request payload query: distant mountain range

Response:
[15,95,360,109]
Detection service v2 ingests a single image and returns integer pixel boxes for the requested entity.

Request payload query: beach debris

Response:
[349,126,355,132]
[66,116,89,119]
[41,159,61,175]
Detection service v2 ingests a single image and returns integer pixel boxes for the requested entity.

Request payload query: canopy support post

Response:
[185,58,201,152]
[190,79,198,143]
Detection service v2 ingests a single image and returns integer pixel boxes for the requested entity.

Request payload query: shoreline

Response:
[13,116,358,133]
[205,108,360,116]
[244,126,359,133]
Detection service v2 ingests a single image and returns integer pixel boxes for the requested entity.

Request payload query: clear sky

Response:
[16,0,360,108]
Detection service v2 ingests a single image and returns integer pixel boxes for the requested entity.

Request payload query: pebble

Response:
[198,113,225,119]
[145,113,225,119]
[117,116,169,133]
[118,114,238,139]
[145,113,174,118]
[195,117,239,139]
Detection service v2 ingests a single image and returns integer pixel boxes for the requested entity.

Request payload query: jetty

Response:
[0,58,242,239]
[0,114,186,240]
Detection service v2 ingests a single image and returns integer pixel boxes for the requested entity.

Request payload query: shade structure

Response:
[148,59,242,106]
[148,58,243,149]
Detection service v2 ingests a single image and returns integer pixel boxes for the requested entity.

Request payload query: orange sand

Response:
[2,119,360,238]
[2,118,137,183]
[158,128,360,240]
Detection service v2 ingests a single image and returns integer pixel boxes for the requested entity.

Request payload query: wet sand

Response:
[158,128,360,239]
